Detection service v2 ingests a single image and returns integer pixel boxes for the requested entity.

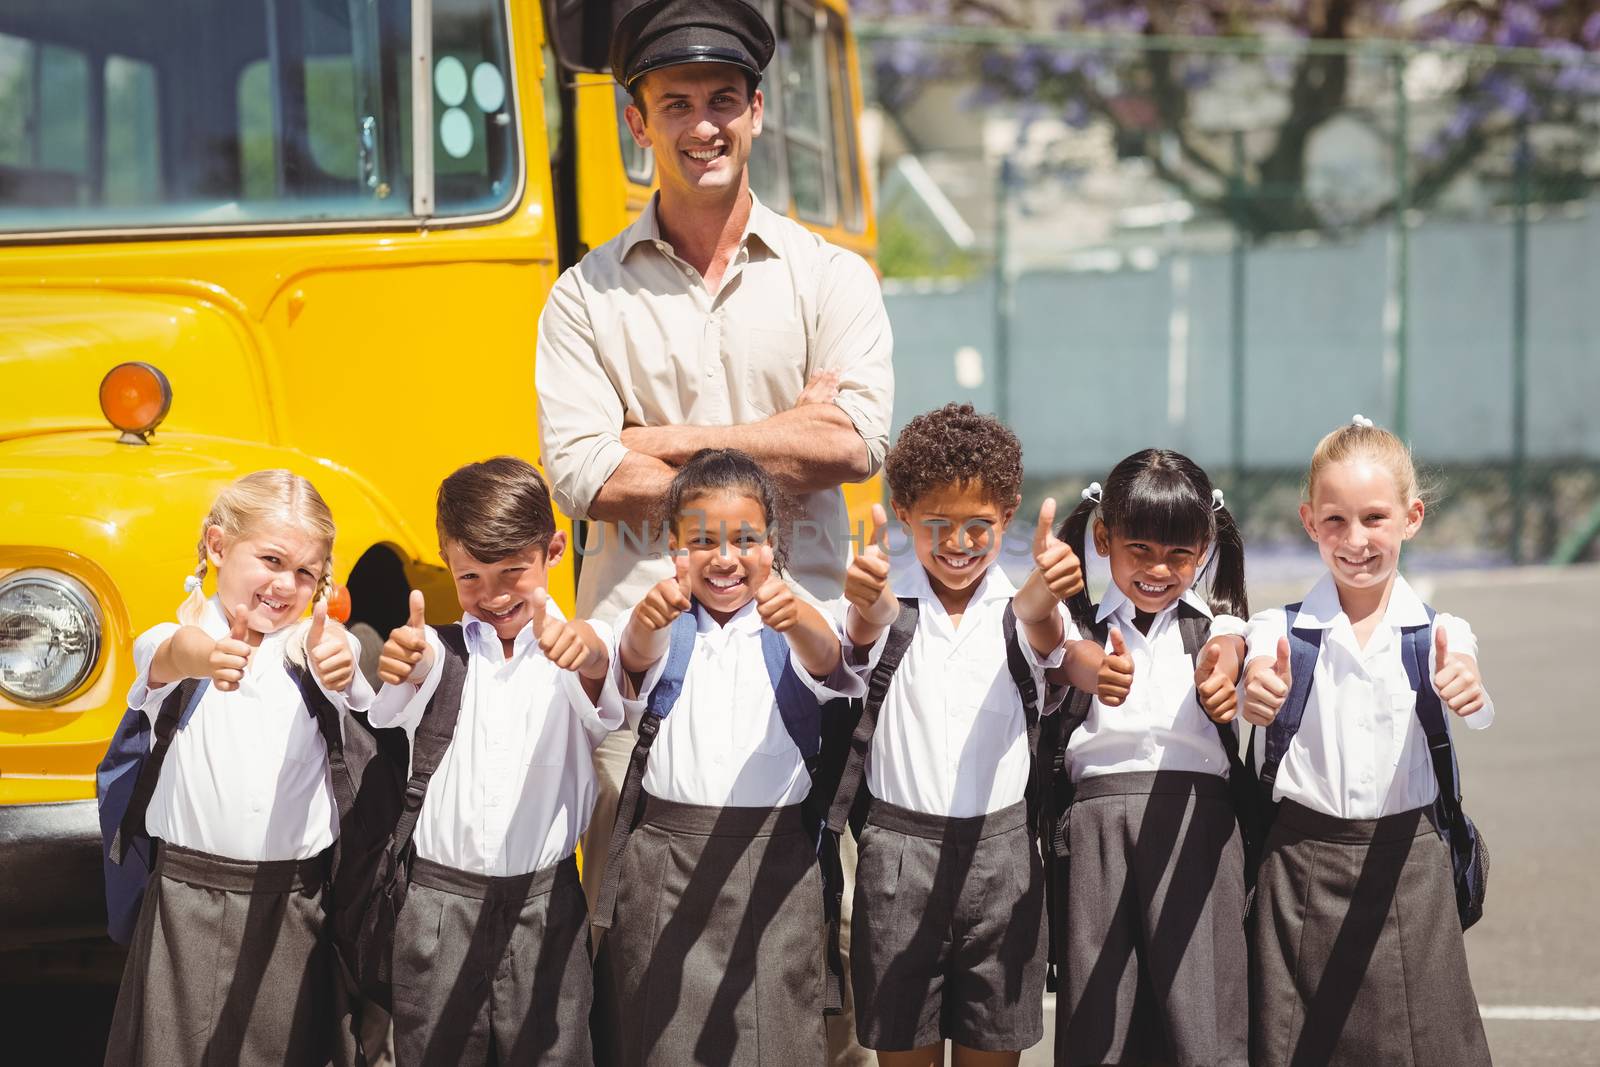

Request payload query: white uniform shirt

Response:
[1245,573,1494,820]
[127,596,374,862]
[1067,586,1247,783]
[846,564,1069,819]
[368,607,625,876]
[614,599,864,808]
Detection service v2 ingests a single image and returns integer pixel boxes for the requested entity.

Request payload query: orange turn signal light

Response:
[99,362,172,443]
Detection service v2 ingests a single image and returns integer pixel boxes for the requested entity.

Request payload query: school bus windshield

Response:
[0,0,519,235]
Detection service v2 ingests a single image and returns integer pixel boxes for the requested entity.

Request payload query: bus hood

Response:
[0,286,273,443]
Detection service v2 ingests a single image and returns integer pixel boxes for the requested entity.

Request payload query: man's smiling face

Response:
[625,63,762,202]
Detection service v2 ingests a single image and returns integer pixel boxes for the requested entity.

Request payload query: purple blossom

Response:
[1583,12,1600,49]
[1494,3,1543,49]
[1063,98,1091,129]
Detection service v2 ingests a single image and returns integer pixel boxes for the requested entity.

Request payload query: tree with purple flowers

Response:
[859,1,1600,237]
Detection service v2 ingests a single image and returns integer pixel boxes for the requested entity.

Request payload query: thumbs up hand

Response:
[1096,626,1135,706]
[535,587,599,675]
[210,604,255,691]
[636,553,694,632]
[1032,498,1085,603]
[1194,636,1245,723]
[845,504,898,627]
[378,589,431,686]
[753,545,799,633]
[1432,624,1486,717]
[308,600,355,692]
[1242,636,1292,727]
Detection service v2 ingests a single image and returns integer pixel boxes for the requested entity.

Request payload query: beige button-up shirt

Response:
[536,192,894,622]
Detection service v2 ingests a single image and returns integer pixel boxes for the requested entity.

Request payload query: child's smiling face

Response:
[672,490,770,620]
[1094,522,1206,616]
[443,535,564,646]
[1300,458,1423,595]
[893,480,1017,598]
[206,522,327,636]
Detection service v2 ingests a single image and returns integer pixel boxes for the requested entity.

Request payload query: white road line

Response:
[1480,1006,1600,1022]
[1042,995,1600,1023]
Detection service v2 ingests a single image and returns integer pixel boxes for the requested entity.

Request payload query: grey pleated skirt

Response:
[1249,800,1491,1067]
[390,854,592,1066]
[604,794,826,1067]
[105,842,336,1067]
[850,796,1045,1052]
[1055,770,1249,1067]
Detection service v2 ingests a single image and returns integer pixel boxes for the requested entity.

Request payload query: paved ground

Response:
[5,565,1597,1065]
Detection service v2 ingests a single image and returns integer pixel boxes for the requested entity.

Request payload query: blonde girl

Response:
[1241,418,1492,1067]
[106,469,372,1067]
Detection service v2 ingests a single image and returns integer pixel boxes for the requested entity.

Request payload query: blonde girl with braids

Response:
[1241,417,1492,1067]
[107,469,373,1067]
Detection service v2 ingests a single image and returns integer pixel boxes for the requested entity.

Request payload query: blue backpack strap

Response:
[109,677,207,865]
[759,627,824,761]
[593,608,698,930]
[1257,603,1321,801]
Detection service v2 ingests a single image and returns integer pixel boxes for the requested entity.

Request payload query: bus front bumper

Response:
[0,800,108,951]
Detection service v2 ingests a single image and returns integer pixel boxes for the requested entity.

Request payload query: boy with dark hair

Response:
[831,403,1084,1064]
[372,455,622,1066]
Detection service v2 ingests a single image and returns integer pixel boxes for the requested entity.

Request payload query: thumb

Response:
[1033,497,1058,555]
[1274,636,1292,681]
[1196,641,1220,678]
[867,503,888,555]
[229,604,249,642]
[748,542,774,590]
[308,600,326,648]
[531,587,550,632]
[1434,624,1449,667]
[1108,626,1128,659]
[407,588,425,629]
[673,551,692,593]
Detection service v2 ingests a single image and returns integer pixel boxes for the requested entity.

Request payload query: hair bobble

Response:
[1351,413,1375,428]
[183,575,202,593]
[1081,481,1103,504]
[1211,488,1225,512]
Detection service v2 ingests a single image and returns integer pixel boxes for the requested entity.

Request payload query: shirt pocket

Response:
[742,324,808,416]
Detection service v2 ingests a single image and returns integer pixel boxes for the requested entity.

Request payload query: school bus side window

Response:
[777,0,837,226]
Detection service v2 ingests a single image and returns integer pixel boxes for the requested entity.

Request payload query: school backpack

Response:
[297,624,471,1011]
[1251,603,1489,930]
[590,606,853,1013]
[96,677,208,944]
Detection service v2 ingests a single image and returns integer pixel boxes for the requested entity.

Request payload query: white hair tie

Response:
[1081,481,1103,504]
[1351,413,1375,428]
[1211,488,1226,512]
[183,575,202,593]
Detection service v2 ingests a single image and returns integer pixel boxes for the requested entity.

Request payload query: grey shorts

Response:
[850,797,1046,1052]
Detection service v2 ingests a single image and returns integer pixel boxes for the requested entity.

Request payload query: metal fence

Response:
[857,24,1600,569]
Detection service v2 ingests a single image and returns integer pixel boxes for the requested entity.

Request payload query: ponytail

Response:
[1056,495,1099,636]
[1205,504,1249,620]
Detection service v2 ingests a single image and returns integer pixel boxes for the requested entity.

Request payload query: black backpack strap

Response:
[1174,603,1250,780]
[592,612,699,931]
[111,677,205,863]
[388,624,471,863]
[1001,602,1044,830]
[291,663,358,821]
[824,598,919,836]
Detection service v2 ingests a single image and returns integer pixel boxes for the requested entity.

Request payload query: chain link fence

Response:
[859,25,1600,576]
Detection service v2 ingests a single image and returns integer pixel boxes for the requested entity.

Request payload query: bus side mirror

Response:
[544,0,612,75]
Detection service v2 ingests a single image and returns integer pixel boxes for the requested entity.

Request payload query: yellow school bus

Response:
[0,0,876,969]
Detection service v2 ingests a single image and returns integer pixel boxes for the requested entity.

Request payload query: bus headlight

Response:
[0,570,103,706]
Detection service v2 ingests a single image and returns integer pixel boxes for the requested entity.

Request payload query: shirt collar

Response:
[1290,572,1430,630]
[462,597,568,660]
[694,596,763,635]
[1094,583,1214,626]
[200,595,295,645]
[620,190,783,261]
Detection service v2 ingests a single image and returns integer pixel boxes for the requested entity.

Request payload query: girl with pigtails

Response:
[1043,448,1254,1067]
[106,469,372,1067]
